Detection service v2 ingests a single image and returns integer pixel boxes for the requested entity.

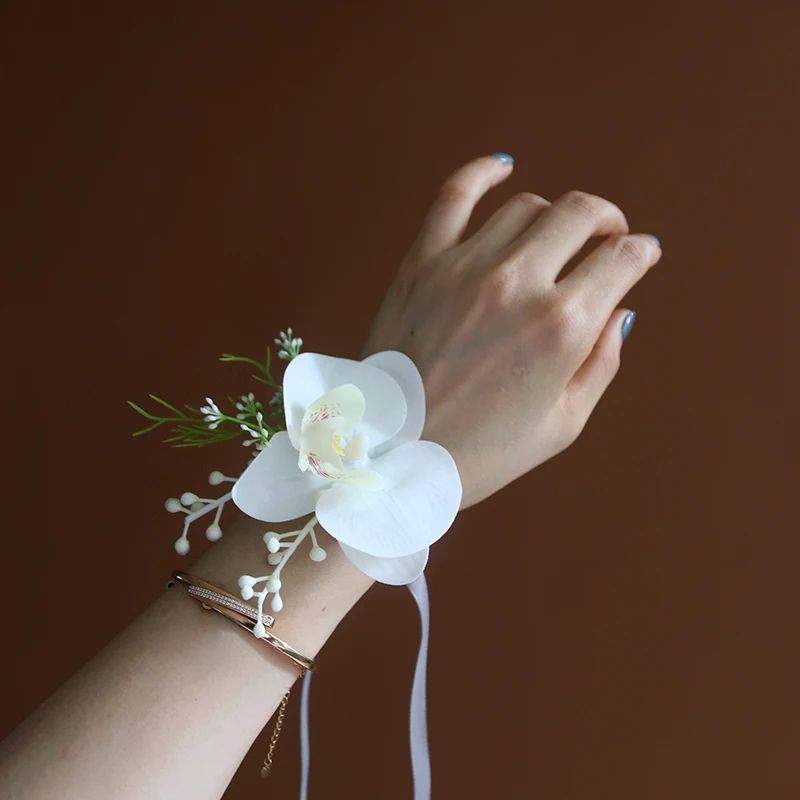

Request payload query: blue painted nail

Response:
[645,234,661,247]
[492,153,514,164]
[621,311,637,342]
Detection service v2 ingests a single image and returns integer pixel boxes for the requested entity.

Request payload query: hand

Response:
[360,154,662,509]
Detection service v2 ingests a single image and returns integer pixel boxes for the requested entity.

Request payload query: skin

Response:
[0,155,662,798]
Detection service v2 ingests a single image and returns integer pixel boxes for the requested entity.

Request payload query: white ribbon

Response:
[297,574,432,798]
[407,573,432,799]
[299,668,312,800]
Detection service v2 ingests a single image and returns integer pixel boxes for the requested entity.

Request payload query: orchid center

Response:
[294,384,382,490]
[333,433,345,456]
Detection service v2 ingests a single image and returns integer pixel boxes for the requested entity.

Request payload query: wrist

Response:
[190,512,374,659]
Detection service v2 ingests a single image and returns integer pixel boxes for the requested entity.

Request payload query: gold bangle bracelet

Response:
[168,570,317,673]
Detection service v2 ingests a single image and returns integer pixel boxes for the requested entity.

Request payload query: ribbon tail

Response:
[407,573,432,800]
[299,668,312,800]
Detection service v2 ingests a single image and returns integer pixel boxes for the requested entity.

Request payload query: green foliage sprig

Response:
[128,329,303,449]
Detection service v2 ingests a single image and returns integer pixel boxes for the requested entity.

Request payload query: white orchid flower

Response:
[231,350,462,585]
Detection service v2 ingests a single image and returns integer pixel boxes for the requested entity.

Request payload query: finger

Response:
[503,190,629,283]
[466,192,551,259]
[558,234,662,334]
[411,154,515,263]
[563,307,633,420]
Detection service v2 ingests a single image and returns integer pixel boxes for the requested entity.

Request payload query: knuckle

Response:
[559,190,607,221]
[482,263,519,306]
[535,295,595,366]
[558,190,626,228]
[611,235,649,275]
[544,296,585,344]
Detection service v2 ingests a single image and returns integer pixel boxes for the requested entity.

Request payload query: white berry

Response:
[309,546,328,562]
[205,523,222,541]
[174,537,190,555]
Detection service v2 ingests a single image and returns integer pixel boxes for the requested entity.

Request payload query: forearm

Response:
[0,513,373,799]
[2,153,662,799]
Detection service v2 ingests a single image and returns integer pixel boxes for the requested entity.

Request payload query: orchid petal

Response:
[362,350,426,458]
[232,431,327,522]
[301,384,364,435]
[339,543,429,586]
[284,352,407,449]
[315,440,462,558]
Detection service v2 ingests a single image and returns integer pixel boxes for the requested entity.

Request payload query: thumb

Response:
[565,308,636,416]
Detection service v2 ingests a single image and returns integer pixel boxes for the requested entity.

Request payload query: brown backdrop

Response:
[2,2,793,798]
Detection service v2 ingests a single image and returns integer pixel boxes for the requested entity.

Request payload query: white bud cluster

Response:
[275,328,303,361]
[242,406,272,450]
[165,485,233,558]
[199,397,222,430]
[235,513,322,625]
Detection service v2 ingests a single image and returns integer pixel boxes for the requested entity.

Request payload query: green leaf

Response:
[132,419,166,436]
[170,430,239,448]
[127,400,160,421]
[132,338,294,450]
[220,354,267,373]
[148,395,186,417]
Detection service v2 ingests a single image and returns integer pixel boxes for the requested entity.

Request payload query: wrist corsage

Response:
[132,329,461,797]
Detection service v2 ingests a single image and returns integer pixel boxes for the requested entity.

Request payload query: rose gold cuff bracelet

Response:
[167,570,316,673]
[166,570,315,778]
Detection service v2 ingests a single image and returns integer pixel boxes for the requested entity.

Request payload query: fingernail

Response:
[492,153,514,164]
[644,234,661,247]
[621,311,637,342]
